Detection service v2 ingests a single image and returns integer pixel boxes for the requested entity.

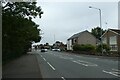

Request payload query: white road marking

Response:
[60,56,73,60]
[47,62,56,70]
[112,69,120,72]
[78,60,98,66]
[75,55,100,60]
[61,77,66,80]
[43,58,46,61]
[102,70,120,77]
[72,60,98,67]
[73,61,88,66]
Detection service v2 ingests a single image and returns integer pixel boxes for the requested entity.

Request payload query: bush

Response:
[73,44,95,52]
[96,44,110,54]
[84,44,95,52]
[73,44,80,51]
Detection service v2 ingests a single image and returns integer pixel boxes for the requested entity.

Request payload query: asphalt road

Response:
[34,50,119,79]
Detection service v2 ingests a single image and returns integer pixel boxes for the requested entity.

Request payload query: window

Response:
[110,36,117,45]
[110,44,118,51]
[73,38,77,43]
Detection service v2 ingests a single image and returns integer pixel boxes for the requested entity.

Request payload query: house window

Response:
[75,39,77,42]
[110,36,117,44]
[73,39,77,43]
[110,44,118,51]
[109,36,117,51]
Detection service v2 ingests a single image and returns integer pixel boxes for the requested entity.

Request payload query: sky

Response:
[32,0,119,45]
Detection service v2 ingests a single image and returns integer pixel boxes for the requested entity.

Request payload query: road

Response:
[33,50,119,79]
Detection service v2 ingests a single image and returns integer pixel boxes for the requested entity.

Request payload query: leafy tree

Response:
[91,27,106,40]
[2,2,43,19]
[2,1,43,63]
[96,44,110,54]
[45,43,49,46]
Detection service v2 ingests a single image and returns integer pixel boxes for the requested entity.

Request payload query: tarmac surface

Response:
[2,52,42,79]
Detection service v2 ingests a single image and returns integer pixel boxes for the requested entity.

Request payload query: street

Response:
[33,50,119,79]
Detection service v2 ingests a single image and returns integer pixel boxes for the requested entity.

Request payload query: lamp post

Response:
[89,6,103,54]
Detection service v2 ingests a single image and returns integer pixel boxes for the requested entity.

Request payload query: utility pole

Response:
[89,6,103,54]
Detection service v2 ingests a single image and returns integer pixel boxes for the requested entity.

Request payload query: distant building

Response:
[53,41,67,51]
[101,29,120,53]
[53,41,61,49]
[67,30,98,50]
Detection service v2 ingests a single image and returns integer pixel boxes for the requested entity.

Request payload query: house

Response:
[67,30,98,50]
[101,29,120,54]
[53,41,61,49]
[53,41,67,51]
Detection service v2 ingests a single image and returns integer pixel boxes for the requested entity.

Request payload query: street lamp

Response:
[89,6,103,54]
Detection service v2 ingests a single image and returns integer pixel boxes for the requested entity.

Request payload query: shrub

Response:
[96,44,110,53]
[84,44,95,52]
[73,44,95,52]
[73,44,80,51]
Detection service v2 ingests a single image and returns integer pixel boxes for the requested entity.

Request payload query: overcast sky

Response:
[32,0,119,45]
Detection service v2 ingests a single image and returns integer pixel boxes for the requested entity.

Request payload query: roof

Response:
[101,29,120,37]
[109,29,120,34]
[68,30,96,40]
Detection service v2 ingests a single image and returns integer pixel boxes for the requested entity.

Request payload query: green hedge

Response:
[73,44,95,52]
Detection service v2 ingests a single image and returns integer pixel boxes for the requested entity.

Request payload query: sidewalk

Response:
[2,52,42,79]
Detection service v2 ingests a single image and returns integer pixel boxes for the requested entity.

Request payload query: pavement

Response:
[2,52,43,79]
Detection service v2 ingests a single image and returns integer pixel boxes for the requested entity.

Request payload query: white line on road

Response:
[73,61,88,66]
[102,70,120,77]
[78,60,98,66]
[112,69,120,72]
[60,56,73,60]
[72,60,98,67]
[61,77,66,80]
[43,58,46,61]
[47,62,56,70]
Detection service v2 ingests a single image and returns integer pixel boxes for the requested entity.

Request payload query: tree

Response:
[45,43,49,46]
[2,1,43,63]
[96,44,110,54]
[91,27,106,40]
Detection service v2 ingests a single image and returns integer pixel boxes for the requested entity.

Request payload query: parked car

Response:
[41,49,45,52]
[52,48,61,51]
[41,49,47,52]
[44,49,48,52]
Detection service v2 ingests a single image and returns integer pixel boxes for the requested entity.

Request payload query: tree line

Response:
[2,1,43,64]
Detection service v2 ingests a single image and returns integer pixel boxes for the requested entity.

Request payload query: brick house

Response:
[67,30,98,50]
[101,29,120,54]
